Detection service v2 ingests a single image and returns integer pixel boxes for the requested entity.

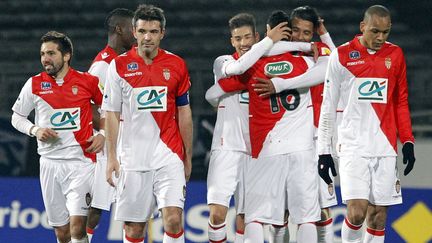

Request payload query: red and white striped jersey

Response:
[318,35,414,157]
[219,52,315,158]
[88,45,118,90]
[211,52,250,153]
[12,69,102,162]
[102,47,191,171]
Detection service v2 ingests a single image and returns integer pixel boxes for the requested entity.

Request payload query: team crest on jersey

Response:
[355,78,388,103]
[71,85,78,95]
[264,61,293,76]
[50,108,81,131]
[41,82,52,90]
[385,57,392,70]
[239,90,249,104]
[163,68,170,80]
[134,86,167,111]
[349,51,360,59]
[127,62,139,71]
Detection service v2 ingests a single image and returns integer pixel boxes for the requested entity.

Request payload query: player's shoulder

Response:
[71,69,99,83]
[383,41,404,55]
[160,49,187,65]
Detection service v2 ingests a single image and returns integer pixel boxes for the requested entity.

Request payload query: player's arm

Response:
[317,50,342,184]
[394,50,415,176]
[11,78,58,142]
[317,18,337,51]
[177,96,193,181]
[102,60,122,187]
[253,55,329,97]
[222,22,291,77]
[86,74,105,154]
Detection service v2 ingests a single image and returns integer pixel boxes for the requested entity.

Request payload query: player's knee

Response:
[368,208,387,229]
[54,226,71,243]
[209,211,226,225]
[124,222,145,238]
[347,209,367,225]
[164,213,183,233]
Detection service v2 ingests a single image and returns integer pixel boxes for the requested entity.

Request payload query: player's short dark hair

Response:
[364,5,391,21]
[104,8,134,33]
[40,31,73,63]
[290,6,320,29]
[133,4,166,29]
[267,10,290,29]
[229,13,256,34]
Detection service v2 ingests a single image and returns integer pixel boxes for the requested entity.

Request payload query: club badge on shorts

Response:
[328,183,334,196]
[385,57,391,70]
[395,180,401,194]
[72,85,78,95]
[85,192,92,206]
[163,68,170,81]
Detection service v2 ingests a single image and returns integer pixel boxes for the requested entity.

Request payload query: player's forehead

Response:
[231,25,254,38]
[40,41,60,53]
[291,17,314,31]
[134,19,163,31]
[364,15,391,29]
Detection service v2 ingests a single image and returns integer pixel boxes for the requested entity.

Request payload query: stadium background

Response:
[0,0,431,242]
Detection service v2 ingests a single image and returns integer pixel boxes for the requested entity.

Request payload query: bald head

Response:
[363,5,391,22]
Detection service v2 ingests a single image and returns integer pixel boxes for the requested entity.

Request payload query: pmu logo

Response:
[355,78,388,103]
[134,86,167,112]
[50,108,81,131]
[264,61,293,76]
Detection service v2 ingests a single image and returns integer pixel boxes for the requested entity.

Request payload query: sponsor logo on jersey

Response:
[134,86,167,111]
[163,68,170,80]
[385,57,392,69]
[239,90,249,104]
[127,62,138,71]
[355,78,388,103]
[347,60,365,66]
[71,85,78,95]
[50,108,81,131]
[349,51,360,59]
[264,61,293,76]
[321,47,331,56]
[41,82,51,90]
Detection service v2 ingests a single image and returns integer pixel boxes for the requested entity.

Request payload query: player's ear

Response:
[160,28,165,40]
[255,31,260,42]
[63,52,71,63]
[360,21,365,33]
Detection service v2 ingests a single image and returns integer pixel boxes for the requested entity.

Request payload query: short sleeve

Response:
[101,60,122,112]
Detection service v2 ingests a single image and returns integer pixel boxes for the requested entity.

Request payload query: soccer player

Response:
[102,4,192,243]
[86,8,135,242]
[212,10,330,243]
[317,5,415,243]
[11,31,104,243]
[206,13,291,243]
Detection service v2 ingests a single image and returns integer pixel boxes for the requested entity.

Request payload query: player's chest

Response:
[121,62,179,91]
[34,80,92,108]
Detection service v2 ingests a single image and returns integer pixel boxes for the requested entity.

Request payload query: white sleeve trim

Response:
[266,42,312,56]
[320,32,336,51]
[11,112,34,136]
[205,83,225,107]
[271,56,329,93]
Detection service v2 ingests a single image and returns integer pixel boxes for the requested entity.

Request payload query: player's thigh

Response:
[370,157,402,206]
[154,161,186,210]
[234,154,250,215]
[91,158,115,211]
[286,150,320,224]
[244,155,288,225]
[39,157,69,227]
[207,150,246,208]
[64,161,95,217]
[339,155,371,202]
[115,170,157,222]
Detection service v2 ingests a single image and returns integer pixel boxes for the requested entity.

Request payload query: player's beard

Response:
[44,60,65,78]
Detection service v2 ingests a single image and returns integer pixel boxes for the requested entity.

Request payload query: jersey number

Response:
[270,89,300,113]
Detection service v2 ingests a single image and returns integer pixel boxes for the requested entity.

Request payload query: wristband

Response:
[30,126,40,137]
[97,129,105,137]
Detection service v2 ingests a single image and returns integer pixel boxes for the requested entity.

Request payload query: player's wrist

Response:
[29,125,40,137]
[96,129,105,138]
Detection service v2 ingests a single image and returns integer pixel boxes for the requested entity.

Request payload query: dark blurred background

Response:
[1,0,431,180]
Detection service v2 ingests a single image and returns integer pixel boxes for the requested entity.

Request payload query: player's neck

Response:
[138,49,158,65]
[52,65,69,80]
[108,37,128,55]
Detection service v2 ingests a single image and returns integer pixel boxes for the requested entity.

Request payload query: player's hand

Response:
[86,133,105,153]
[252,77,276,98]
[316,17,328,36]
[402,142,415,176]
[311,42,319,62]
[106,158,120,187]
[35,127,59,142]
[266,22,291,43]
[318,154,337,184]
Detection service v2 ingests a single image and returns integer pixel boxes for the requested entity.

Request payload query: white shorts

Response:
[115,161,186,222]
[244,150,321,225]
[39,157,95,226]
[207,150,248,214]
[91,158,115,211]
[339,155,402,206]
